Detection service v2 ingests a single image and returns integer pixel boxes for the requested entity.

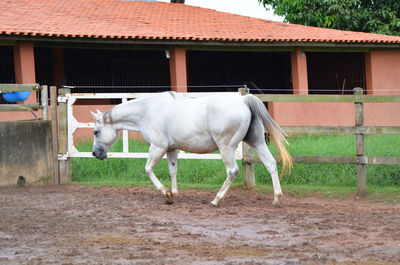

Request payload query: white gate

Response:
[63,92,243,160]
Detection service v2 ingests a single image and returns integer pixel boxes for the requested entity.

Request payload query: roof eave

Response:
[1,34,400,50]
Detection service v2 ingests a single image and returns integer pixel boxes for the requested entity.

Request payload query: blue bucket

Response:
[2,91,31,102]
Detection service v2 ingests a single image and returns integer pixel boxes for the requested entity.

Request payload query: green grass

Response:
[72,135,400,197]
[265,134,400,187]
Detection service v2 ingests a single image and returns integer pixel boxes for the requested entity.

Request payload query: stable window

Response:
[63,48,170,93]
[306,52,366,95]
[187,51,292,94]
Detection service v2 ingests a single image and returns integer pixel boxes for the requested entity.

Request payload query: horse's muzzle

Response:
[92,151,107,160]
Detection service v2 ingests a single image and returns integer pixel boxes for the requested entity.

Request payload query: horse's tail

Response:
[244,94,293,178]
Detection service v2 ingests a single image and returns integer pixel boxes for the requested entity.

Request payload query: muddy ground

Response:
[0,184,399,264]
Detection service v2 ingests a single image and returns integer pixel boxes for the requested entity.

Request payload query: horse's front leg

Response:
[166,150,178,204]
[145,145,170,203]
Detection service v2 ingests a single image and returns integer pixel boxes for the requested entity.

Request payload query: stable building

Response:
[1,0,400,126]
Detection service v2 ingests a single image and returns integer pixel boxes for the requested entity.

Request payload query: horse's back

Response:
[146,93,215,152]
[169,92,251,130]
[145,93,250,152]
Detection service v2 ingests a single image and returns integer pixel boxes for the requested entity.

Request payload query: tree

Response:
[258,0,400,36]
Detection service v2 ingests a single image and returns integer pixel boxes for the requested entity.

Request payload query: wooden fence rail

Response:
[0,83,39,92]
[0,84,42,112]
[242,87,400,196]
[281,126,400,135]
[256,94,400,103]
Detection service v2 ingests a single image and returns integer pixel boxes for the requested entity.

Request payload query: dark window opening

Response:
[35,47,54,87]
[63,49,171,94]
[0,46,15,104]
[187,51,292,94]
[307,52,366,95]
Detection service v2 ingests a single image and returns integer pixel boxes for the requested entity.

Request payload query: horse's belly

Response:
[172,134,218,154]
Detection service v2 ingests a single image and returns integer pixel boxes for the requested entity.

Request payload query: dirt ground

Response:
[0,184,399,265]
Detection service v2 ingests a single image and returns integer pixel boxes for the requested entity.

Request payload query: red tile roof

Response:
[1,0,400,44]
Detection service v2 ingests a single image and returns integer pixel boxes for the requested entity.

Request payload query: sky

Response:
[157,0,284,22]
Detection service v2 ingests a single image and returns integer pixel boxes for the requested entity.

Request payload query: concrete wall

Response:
[0,110,42,122]
[269,102,400,126]
[363,50,400,126]
[269,102,355,126]
[0,120,53,186]
[365,50,400,95]
[270,49,400,126]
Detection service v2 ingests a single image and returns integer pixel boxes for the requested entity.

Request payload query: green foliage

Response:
[259,0,400,36]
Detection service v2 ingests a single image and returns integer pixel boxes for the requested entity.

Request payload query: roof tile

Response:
[0,0,399,44]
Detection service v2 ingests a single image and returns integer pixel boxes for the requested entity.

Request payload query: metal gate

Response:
[63,92,243,160]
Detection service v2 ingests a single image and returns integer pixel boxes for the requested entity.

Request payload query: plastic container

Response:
[2,91,31,102]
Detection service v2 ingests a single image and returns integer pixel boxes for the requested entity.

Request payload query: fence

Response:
[242,87,400,196]
[56,87,399,195]
[60,90,243,161]
[0,84,56,186]
[0,84,44,113]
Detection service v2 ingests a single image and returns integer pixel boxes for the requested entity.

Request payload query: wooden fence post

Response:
[40,85,48,120]
[58,88,71,184]
[239,87,256,189]
[50,86,59,185]
[354,87,367,196]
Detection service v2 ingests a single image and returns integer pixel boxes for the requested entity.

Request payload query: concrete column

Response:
[52,48,65,89]
[269,48,309,121]
[291,48,308,95]
[13,41,36,103]
[169,46,187,92]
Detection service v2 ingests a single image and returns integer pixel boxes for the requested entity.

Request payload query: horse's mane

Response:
[167,91,177,99]
[103,92,181,125]
[167,91,190,100]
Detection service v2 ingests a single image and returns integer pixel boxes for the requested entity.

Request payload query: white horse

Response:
[91,91,292,207]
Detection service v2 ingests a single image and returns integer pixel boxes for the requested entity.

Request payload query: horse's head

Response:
[90,109,119,160]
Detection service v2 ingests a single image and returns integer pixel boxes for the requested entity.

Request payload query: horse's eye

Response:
[94,130,99,136]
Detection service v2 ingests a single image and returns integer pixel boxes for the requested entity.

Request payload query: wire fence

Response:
[62,84,400,95]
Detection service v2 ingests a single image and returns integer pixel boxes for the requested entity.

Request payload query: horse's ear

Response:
[96,109,102,115]
[90,110,101,120]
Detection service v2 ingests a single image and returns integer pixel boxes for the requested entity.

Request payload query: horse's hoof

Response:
[164,190,174,204]
[210,200,219,207]
[271,199,281,208]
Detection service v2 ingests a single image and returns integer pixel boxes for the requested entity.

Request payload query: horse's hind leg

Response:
[245,121,282,207]
[145,145,170,203]
[254,143,282,207]
[211,148,239,207]
[166,150,178,204]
